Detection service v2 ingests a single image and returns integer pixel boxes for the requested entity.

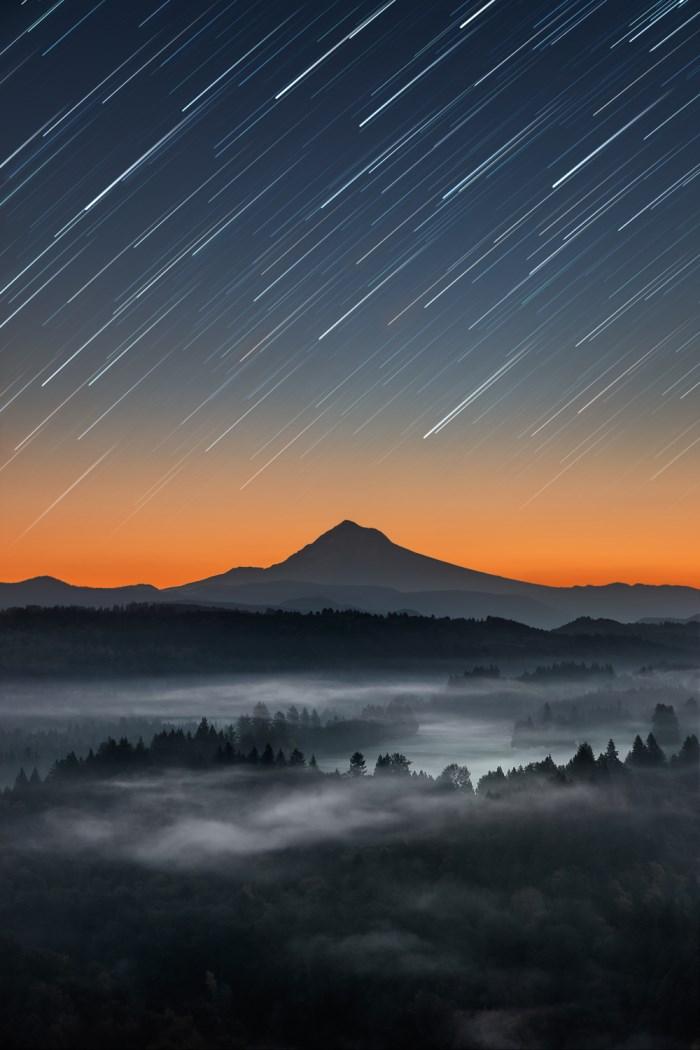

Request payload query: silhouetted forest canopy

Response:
[512,697,699,749]
[0,702,419,786]
[518,661,614,682]
[5,719,698,801]
[2,604,699,676]
[447,664,501,685]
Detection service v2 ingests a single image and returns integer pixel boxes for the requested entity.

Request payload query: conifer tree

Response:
[645,733,666,767]
[348,752,367,776]
[567,742,596,780]
[677,734,699,766]
[626,735,648,767]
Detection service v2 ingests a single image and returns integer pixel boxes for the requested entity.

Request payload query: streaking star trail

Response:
[1,0,698,587]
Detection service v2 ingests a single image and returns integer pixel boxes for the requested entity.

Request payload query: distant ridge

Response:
[0,575,159,608]
[2,520,699,628]
[2,604,699,678]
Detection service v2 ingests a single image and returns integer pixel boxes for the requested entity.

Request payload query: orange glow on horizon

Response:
[2,428,697,591]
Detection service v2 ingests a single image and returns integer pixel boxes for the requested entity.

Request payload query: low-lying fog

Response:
[2,665,697,787]
[23,768,655,874]
[30,770,475,869]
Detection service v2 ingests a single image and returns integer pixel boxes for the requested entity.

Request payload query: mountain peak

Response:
[317,519,391,543]
[266,518,488,591]
[272,520,393,574]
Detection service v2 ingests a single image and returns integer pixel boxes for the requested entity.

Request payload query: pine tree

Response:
[671,734,699,791]
[253,703,271,741]
[599,739,623,777]
[626,735,648,767]
[376,753,411,776]
[273,711,288,744]
[651,703,680,746]
[374,753,389,775]
[476,765,506,797]
[645,733,666,767]
[605,739,620,765]
[567,742,596,780]
[348,752,367,777]
[677,734,699,766]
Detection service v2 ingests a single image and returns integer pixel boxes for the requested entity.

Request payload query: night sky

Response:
[1,0,699,586]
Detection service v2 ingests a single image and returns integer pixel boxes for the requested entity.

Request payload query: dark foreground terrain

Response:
[0,724,698,1050]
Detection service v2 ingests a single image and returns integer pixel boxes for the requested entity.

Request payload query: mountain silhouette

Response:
[183,520,525,593]
[2,520,700,628]
[0,575,159,608]
[276,520,542,593]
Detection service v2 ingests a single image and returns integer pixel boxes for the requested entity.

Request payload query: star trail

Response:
[1,0,698,586]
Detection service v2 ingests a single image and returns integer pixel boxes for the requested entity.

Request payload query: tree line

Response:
[5,720,698,802]
[512,697,698,748]
[479,732,698,797]
[4,603,699,676]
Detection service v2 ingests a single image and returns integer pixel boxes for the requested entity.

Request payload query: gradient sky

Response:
[1,0,699,588]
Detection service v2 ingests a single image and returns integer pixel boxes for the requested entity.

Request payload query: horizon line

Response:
[1,518,698,593]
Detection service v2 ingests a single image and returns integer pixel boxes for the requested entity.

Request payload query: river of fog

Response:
[1,667,698,786]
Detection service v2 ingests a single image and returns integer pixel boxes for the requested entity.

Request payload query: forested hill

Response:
[1,604,699,677]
